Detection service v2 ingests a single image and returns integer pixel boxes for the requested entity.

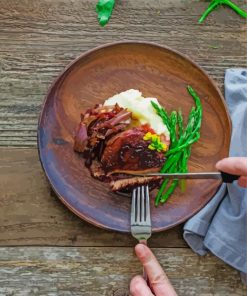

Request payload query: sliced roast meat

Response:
[74,104,168,193]
[106,167,160,176]
[74,122,88,152]
[89,160,162,192]
[74,104,131,164]
[90,160,108,181]
[101,127,166,173]
[110,176,161,192]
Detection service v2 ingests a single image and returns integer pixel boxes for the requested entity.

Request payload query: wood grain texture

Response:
[0,247,246,296]
[0,2,246,294]
[38,41,231,232]
[0,0,246,146]
[0,147,186,247]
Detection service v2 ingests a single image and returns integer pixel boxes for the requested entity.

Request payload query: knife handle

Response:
[220,172,240,183]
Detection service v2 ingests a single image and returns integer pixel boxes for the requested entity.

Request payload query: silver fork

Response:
[131,185,152,281]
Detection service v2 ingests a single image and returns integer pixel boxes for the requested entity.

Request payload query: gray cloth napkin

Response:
[183,68,247,284]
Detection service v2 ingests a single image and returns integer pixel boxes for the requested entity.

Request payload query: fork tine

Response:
[131,185,152,242]
[141,186,145,222]
[131,188,137,224]
[136,186,141,222]
[145,185,151,224]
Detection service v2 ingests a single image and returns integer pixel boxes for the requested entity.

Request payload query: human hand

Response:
[216,157,247,187]
[130,244,177,296]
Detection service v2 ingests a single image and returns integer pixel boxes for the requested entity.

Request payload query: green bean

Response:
[198,0,219,23]
[160,151,182,172]
[178,150,185,191]
[225,0,247,19]
[156,160,178,204]
[160,180,179,203]
[171,106,201,156]
[159,156,181,204]
[198,0,247,24]
[186,146,192,162]
[169,111,178,147]
[180,179,186,193]
[177,148,189,192]
[155,178,169,206]
[178,110,183,138]
[187,120,201,142]
[187,86,202,109]
[188,86,203,132]
[152,86,202,205]
[181,150,188,172]
[151,101,171,133]
[165,132,200,156]
[184,146,191,172]
[178,107,195,145]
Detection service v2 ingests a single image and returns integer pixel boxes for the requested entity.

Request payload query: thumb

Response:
[216,157,247,187]
[216,157,247,176]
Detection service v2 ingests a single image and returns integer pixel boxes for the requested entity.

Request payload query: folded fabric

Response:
[183,68,247,284]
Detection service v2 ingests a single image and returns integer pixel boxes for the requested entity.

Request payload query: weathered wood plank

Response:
[0,0,246,146]
[0,247,246,296]
[0,147,186,247]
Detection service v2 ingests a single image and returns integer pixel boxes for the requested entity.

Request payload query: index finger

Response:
[135,244,177,296]
[216,157,247,176]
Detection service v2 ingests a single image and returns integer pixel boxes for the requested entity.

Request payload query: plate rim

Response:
[37,41,231,233]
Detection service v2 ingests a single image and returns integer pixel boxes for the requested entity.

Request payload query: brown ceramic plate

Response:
[38,41,231,232]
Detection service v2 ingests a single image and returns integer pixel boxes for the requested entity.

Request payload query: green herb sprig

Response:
[96,0,115,26]
[151,86,203,206]
[199,0,247,24]
[143,132,168,152]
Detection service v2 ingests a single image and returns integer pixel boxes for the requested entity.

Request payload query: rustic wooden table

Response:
[0,0,247,295]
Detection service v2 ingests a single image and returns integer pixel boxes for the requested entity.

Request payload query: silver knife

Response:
[125,172,240,183]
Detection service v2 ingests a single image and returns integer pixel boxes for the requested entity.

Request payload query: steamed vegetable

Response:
[151,86,203,206]
[143,132,168,152]
[96,0,115,26]
[198,0,247,24]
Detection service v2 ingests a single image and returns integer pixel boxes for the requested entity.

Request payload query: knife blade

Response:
[125,172,240,183]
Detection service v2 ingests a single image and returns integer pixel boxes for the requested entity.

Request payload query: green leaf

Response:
[96,0,115,27]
